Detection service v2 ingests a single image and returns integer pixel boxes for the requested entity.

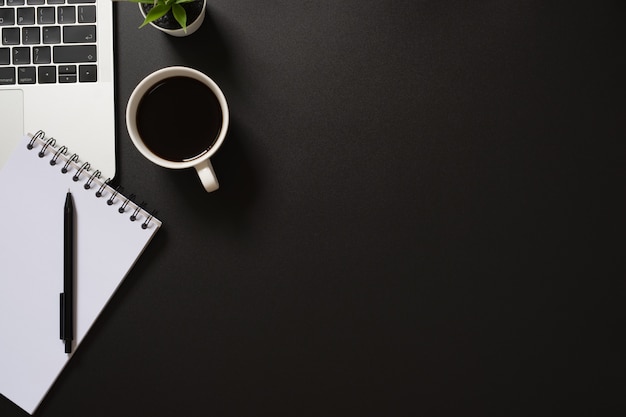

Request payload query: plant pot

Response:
[139,0,206,37]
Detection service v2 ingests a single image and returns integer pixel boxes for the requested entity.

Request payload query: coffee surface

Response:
[136,76,223,162]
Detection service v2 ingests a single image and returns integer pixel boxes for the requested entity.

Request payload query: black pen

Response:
[60,189,74,354]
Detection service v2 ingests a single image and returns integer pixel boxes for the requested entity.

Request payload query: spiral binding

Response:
[73,162,90,182]
[84,169,101,190]
[61,154,78,174]
[38,138,55,158]
[26,130,158,230]
[50,145,67,166]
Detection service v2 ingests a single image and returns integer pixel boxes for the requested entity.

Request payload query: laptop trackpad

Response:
[0,90,25,170]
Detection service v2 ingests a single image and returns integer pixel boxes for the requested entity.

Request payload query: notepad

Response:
[0,132,162,414]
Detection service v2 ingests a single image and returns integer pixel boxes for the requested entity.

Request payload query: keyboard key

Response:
[77,5,95,23]
[0,47,9,64]
[0,66,15,84]
[17,66,35,83]
[48,0,66,4]
[38,65,55,83]
[79,64,95,82]
[12,46,30,64]
[59,74,76,83]
[63,24,95,43]
[2,27,20,45]
[58,64,75,73]
[33,45,50,63]
[69,0,95,3]
[17,7,35,24]
[7,0,25,5]
[37,7,55,24]
[57,6,75,24]
[22,26,40,44]
[43,25,60,43]
[27,0,45,4]
[53,45,96,63]
[0,8,15,26]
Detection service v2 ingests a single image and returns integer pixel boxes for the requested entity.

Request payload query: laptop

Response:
[0,0,116,179]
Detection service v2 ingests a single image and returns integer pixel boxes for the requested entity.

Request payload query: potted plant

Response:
[124,0,207,37]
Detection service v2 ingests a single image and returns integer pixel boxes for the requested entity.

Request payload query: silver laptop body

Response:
[0,0,116,178]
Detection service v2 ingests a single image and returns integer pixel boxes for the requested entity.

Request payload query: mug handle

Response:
[195,160,219,192]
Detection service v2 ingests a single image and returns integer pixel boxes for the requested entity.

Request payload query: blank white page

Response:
[0,133,161,414]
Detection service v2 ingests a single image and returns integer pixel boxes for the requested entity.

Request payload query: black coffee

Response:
[136,76,223,162]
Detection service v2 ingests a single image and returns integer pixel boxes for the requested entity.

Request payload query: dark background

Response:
[2,1,625,416]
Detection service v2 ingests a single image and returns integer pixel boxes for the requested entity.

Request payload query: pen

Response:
[60,189,74,354]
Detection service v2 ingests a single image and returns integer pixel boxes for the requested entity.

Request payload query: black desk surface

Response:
[2,1,625,416]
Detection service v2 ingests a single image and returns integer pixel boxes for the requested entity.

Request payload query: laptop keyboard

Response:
[0,0,98,85]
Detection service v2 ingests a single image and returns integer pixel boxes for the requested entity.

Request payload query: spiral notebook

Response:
[0,132,162,414]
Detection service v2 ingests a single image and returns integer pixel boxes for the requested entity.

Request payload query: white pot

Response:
[139,0,206,37]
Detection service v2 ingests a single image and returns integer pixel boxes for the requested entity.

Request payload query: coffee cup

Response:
[126,66,229,192]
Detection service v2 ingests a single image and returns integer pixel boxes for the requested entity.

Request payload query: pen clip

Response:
[59,293,65,340]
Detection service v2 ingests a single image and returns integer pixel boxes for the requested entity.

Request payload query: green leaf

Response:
[171,3,187,32]
[139,3,171,28]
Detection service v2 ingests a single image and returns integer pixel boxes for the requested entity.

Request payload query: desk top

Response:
[2,1,625,416]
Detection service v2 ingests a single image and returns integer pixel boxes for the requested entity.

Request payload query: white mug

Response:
[126,66,229,192]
